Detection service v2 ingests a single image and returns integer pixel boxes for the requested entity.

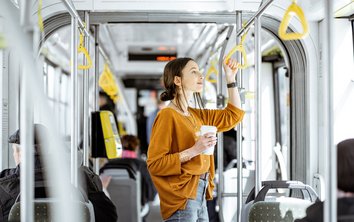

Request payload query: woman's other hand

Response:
[223,58,239,83]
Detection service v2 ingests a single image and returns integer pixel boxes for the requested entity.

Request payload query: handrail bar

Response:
[60,0,112,66]
[236,0,274,38]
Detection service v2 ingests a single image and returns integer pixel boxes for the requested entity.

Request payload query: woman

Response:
[121,134,140,158]
[147,57,245,221]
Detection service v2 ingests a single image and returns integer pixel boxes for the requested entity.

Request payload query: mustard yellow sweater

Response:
[147,103,245,220]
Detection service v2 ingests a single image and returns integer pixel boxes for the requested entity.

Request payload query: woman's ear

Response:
[174,76,182,87]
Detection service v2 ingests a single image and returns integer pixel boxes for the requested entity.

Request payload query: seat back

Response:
[104,167,142,222]
[338,215,354,221]
[242,180,319,222]
[248,199,312,222]
[8,199,93,222]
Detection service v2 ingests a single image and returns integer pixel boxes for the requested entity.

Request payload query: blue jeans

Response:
[165,179,209,222]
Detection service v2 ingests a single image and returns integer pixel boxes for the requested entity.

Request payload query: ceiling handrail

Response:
[60,0,111,66]
[236,0,274,38]
[278,0,309,40]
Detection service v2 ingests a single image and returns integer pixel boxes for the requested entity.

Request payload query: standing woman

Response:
[147,57,245,221]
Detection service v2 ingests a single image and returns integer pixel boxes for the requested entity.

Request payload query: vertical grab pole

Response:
[324,0,335,221]
[70,16,79,187]
[19,0,31,28]
[217,26,234,222]
[94,25,100,174]
[19,0,36,220]
[83,11,90,167]
[20,71,34,222]
[254,16,262,195]
[235,11,243,222]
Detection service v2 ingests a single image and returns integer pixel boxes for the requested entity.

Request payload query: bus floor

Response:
[146,196,163,222]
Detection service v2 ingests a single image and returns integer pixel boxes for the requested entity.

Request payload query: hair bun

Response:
[160,89,174,101]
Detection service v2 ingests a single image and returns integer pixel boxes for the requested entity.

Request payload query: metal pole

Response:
[60,0,111,65]
[217,133,224,222]
[83,11,90,167]
[324,0,335,221]
[218,26,234,99]
[186,26,208,57]
[236,0,274,38]
[254,16,262,196]
[20,70,34,222]
[101,25,137,135]
[19,0,31,28]
[70,16,78,187]
[60,0,88,35]
[94,25,100,174]
[1,2,81,220]
[215,25,234,222]
[94,25,100,113]
[235,11,244,222]
[19,1,35,220]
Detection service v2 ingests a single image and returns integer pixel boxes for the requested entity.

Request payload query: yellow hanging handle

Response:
[225,31,248,69]
[78,32,93,70]
[99,64,120,103]
[278,0,309,40]
[0,33,6,49]
[205,65,218,83]
[38,0,44,33]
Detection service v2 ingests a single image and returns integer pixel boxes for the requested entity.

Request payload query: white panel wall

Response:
[332,19,354,143]
[260,62,276,181]
[242,62,276,181]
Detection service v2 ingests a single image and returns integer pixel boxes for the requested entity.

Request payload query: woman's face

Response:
[180,60,204,93]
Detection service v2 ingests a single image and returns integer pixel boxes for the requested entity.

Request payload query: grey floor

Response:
[146,196,163,222]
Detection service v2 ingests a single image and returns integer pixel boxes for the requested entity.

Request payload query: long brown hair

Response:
[160,57,204,112]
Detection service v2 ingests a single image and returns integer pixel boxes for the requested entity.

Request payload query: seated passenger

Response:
[296,138,354,222]
[100,135,156,207]
[0,124,118,222]
[0,124,45,221]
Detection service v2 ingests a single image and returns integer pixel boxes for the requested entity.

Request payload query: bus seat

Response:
[8,199,94,222]
[248,199,312,222]
[242,180,319,222]
[102,166,142,222]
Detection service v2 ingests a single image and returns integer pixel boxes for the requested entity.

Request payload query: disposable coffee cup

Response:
[200,125,217,155]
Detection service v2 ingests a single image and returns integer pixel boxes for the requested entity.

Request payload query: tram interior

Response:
[0,0,354,221]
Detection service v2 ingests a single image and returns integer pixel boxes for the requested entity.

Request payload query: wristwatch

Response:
[227,82,237,88]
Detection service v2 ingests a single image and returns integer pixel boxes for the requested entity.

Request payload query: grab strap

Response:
[225,29,249,69]
[78,32,93,70]
[205,59,218,83]
[279,0,309,40]
[38,0,44,33]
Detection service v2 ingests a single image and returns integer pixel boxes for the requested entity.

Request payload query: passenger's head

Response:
[160,58,204,109]
[8,124,47,165]
[99,91,115,111]
[337,138,354,193]
[121,135,140,152]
